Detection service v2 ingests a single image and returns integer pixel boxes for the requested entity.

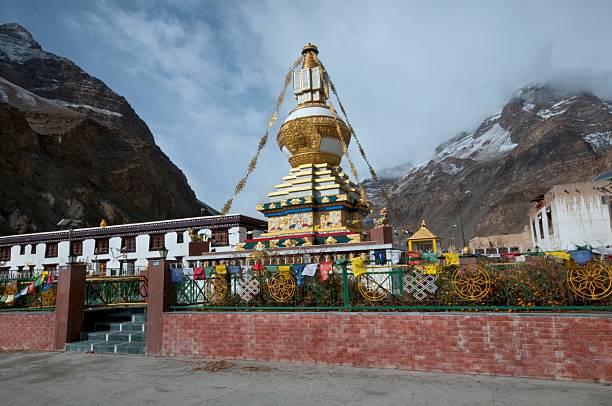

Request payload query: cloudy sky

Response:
[2,0,612,216]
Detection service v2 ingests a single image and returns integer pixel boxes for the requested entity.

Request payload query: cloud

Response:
[63,0,612,216]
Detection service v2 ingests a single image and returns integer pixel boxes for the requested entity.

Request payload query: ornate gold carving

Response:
[235,243,245,251]
[302,237,313,246]
[321,196,330,203]
[280,200,288,207]
[268,239,279,248]
[284,239,297,247]
[256,204,265,211]
[289,152,340,167]
[324,236,337,245]
[290,198,302,205]
[303,196,313,203]
[277,114,351,168]
[347,233,361,243]
[255,241,265,250]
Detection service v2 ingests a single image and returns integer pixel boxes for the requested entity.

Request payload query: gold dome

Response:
[277,44,351,168]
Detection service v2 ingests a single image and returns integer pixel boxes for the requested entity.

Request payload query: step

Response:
[85,331,146,342]
[107,313,134,323]
[115,342,146,355]
[65,340,105,353]
[131,313,147,322]
[92,340,126,354]
[110,321,146,332]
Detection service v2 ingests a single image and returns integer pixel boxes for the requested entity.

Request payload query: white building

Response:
[529,180,612,251]
[0,214,266,277]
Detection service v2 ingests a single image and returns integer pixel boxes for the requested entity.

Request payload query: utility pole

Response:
[457,187,470,250]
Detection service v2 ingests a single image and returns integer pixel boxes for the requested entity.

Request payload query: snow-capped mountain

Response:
[366,84,612,242]
[0,23,215,235]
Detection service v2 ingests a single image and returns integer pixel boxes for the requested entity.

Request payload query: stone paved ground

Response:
[0,351,609,406]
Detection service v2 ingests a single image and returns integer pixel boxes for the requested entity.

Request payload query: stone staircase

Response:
[65,309,147,355]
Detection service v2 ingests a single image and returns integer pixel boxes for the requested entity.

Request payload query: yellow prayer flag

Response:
[351,257,367,277]
[442,253,459,266]
[215,265,227,275]
[545,251,571,261]
[278,266,291,273]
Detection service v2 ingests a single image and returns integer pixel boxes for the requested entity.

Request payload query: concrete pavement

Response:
[0,351,609,405]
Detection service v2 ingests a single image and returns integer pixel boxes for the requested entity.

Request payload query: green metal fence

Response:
[170,260,612,312]
[85,276,148,307]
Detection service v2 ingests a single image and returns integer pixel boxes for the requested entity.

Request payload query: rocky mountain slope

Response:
[368,85,612,245]
[0,23,215,235]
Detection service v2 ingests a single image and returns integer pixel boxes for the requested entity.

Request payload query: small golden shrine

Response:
[407,220,441,253]
[242,43,370,250]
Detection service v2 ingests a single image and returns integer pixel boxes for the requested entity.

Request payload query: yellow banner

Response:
[442,253,459,266]
[215,265,227,275]
[545,251,571,261]
[278,266,291,274]
[416,264,439,275]
[351,257,367,277]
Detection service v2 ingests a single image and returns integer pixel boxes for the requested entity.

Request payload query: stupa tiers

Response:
[240,43,370,250]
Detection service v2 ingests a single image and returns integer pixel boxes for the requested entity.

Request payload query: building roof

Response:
[0,214,267,246]
[408,220,439,241]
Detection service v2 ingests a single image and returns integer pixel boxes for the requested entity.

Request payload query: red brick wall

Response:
[162,312,612,382]
[0,313,55,351]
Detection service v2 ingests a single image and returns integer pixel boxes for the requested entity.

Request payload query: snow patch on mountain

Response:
[54,100,123,117]
[437,123,517,162]
[584,131,612,150]
[0,23,63,64]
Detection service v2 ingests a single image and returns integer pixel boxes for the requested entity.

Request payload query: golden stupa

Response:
[240,43,369,250]
[277,43,351,168]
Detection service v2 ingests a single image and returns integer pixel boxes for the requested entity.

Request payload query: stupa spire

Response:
[293,42,328,105]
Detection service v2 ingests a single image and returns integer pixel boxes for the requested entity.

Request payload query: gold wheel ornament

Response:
[40,287,57,307]
[204,277,228,304]
[267,273,296,303]
[357,274,388,302]
[452,265,491,301]
[567,262,612,300]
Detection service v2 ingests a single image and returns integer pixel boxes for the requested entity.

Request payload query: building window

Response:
[149,234,166,251]
[121,236,136,253]
[0,246,10,261]
[176,231,184,244]
[20,244,27,255]
[531,221,537,241]
[97,261,108,276]
[71,240,83,256]
[546,210,553,236]
[211,229,229,246]
[95,239,109,254]
[45,243,58,258]
[43,264,57,273]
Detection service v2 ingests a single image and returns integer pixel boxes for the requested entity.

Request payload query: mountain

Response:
[368,84,612,244]
[0,23,216,235]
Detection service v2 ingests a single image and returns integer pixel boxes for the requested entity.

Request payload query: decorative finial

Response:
[421,219,427,227]
[301,43,320,69]
[301,43,319,55]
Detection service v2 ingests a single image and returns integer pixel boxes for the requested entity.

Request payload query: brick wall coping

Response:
[0,311,55,315]
[166,311,612,318]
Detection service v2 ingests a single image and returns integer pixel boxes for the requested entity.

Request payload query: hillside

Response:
[0,23,216,235]
[368,85,612,244]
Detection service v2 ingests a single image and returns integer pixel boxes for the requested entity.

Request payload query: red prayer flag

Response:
[319,262,332,282]
[193,267,204,280]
